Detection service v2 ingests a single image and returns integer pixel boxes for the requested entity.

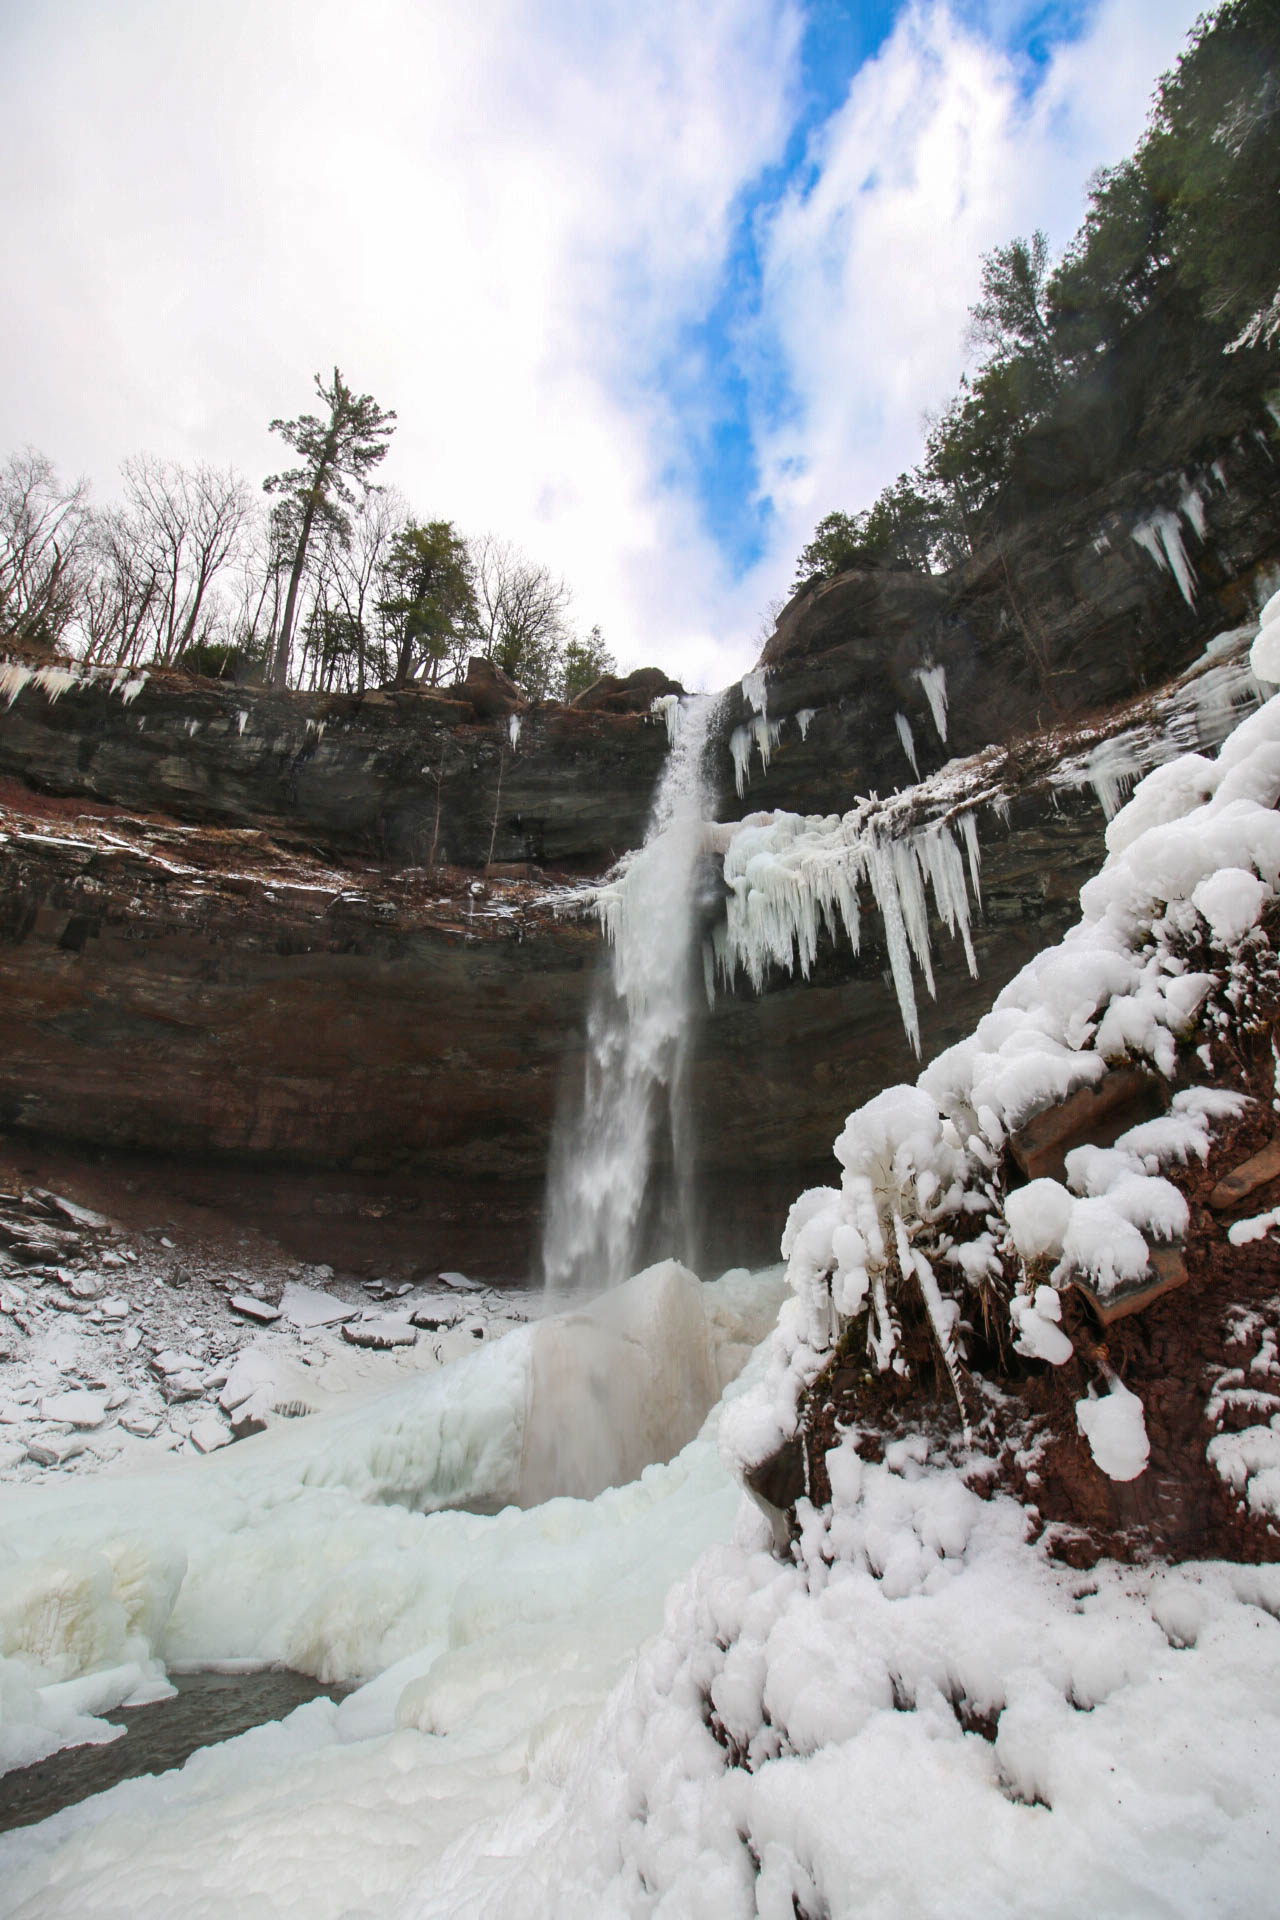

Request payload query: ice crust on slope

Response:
[0,1263,785,1778]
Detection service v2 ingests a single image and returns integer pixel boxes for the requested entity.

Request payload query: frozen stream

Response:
[0,1670,347,1835]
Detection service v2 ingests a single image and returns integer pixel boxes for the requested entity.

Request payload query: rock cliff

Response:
[0,420,1277,1278]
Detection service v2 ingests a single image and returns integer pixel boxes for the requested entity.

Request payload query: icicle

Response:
[236,710,249,737]
[32,665,80,703]
[730,724,753,798]
[895,712,919,778]
[0,661,32,707]
[649,693,681,746]
[741,667,769,716]
[753,714,782,774]
[914,665,949,743]
[959,810,982,904]
[1133,510,1197,607]
[796,707,816,741]
[507,713,522,751]
[865,838,922,1054]
[1179,480,1207,541]
[120,675,147,706]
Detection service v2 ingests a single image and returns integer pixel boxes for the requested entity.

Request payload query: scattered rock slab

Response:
[437,1270,483,1292]
[1010,1068,1164,1181]
[39,1390,107,1428]
[229,1294,281,1324]
[150,1348,202,1375]
[341,1317,418,1350]
[1208,1137,1280,1210]
[33,1190,110,1231]
[411,1308,458,1331]
[160,1371,205,1404]
[1071,1246,1190,1325]
[280,1283,359,1329]
[231,1410,267,1440]
[105,1387,130,1410]
[100,1297,130,1318]
[27,1433,86,1466]
[69,1271,103,1300]
[120,1413,162,1438]
[100,1251,126,1269]
[121,1326,142,1351]
[189,1415,231,1454]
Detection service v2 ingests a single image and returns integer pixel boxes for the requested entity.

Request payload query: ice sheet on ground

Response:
[0,1263,787,1782]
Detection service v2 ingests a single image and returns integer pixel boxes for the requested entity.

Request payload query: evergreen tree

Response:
[560,624,615,700]
[375,520,476,688]
[263,368,396,688]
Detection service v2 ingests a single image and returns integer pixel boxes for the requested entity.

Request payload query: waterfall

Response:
[541,692,723,1295]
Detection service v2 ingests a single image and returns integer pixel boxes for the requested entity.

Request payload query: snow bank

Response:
[723,596,1280,1504]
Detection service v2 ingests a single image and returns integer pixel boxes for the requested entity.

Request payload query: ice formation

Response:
[894,710,919,777]
[507,712,522,751]
[0,658,148,710]
[708,797,982,1055]
[914,662,949,742]
[649,692,681,746]
[0,1262,786,1778]
[795,707,815,741]
[1132,503,1199,608]
[541,692,724,1292]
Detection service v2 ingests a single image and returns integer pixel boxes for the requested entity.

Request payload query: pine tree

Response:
[263,368,396,688]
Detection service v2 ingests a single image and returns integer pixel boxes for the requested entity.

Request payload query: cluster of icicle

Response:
[724,586,1280,1488]
[706,796,983,1057]
[0,658,147,710]
[728,667,783,798]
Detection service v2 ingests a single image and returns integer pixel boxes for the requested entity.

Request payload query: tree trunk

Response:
[271,492,318,690]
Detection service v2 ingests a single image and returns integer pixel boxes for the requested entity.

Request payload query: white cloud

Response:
[0,0,801,683]
[741,0,1202,632]
[0,0,1205,693]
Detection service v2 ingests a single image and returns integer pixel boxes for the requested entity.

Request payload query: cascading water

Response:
[541,691,723,1295]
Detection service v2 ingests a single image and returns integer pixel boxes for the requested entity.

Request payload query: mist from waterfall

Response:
[540,692,723,1295]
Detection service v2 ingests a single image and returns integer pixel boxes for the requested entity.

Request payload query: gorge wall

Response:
[1,419,1278,1278]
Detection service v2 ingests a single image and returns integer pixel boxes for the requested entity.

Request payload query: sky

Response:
[0,0,1204,689]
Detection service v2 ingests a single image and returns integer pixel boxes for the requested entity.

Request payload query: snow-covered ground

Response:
[0,1196,535,1487]
[3,600,1280,1915]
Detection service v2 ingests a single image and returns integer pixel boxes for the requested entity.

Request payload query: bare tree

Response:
[0,449,91,652]
[319,486,406,691]
[116,456,250,666]
[470,533,571,697]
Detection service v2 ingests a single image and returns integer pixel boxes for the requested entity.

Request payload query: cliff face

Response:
[721,423,1280,814]
[1,423,1277,1277]
[0,671,672,876]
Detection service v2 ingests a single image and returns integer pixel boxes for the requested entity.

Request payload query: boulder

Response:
[462,656,521,718]
[570,666,684,714]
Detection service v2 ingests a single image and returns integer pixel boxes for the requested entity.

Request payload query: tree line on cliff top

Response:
[792,0,1280,592]
[0,371,614,703]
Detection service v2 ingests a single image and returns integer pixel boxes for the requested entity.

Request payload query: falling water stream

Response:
[541,692,724,1294]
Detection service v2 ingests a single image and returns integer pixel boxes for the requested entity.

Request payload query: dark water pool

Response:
[0,1669,348,1836]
